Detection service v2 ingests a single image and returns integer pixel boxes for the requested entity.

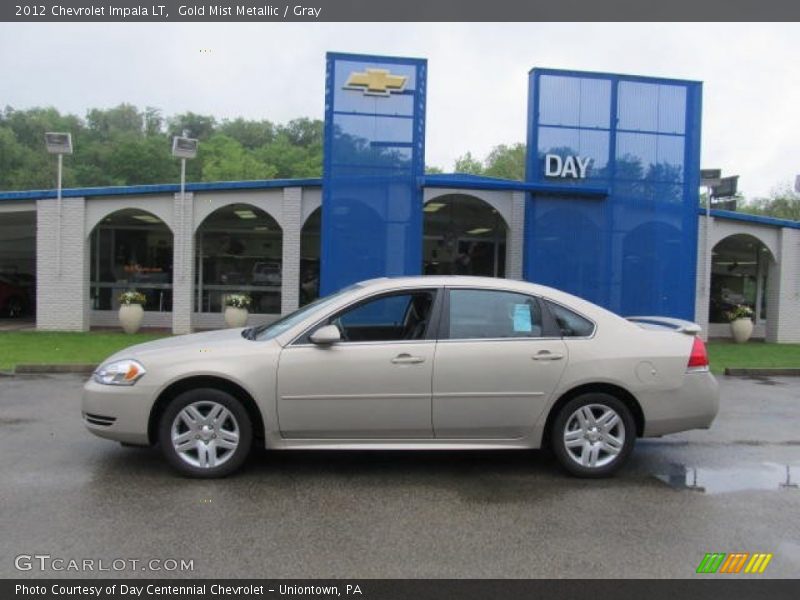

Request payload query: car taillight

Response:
[687,336,709,371]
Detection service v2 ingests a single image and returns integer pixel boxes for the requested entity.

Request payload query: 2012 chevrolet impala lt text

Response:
[82,276,719,478]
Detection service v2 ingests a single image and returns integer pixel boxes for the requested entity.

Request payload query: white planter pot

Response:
[118,304,144,334]
[730,318,753,344]
[224,306,249,328]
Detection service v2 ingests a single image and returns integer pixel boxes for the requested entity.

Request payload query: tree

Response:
[168,112,217,140]
[143,107,164,136]
[256,134,320,179]
[453,152,484,175]
[106,134,175,185]
[219,118,275,150]
[87,104,144,138]
[483,143,526,180]
[200,134,276,181]
[739,184,800,221]
[280,118,322,148]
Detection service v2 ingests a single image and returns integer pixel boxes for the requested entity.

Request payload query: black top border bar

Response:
[2,0,800,22]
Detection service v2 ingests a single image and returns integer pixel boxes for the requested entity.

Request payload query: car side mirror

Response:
[309,324,341,345]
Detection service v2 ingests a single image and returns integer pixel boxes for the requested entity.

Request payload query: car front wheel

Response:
[551,393,635,478]
[158,388,253,478]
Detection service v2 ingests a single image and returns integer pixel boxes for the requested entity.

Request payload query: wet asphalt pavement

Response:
[0,374,798,579]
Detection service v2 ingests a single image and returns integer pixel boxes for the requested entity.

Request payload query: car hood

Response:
[102,328,252,365]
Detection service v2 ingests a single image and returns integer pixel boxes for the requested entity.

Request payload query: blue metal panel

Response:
[320,52,427,295]
[525,69,703,320]
[422,173,608,196]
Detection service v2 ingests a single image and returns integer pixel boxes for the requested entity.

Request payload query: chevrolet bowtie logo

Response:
[343,69,408,96]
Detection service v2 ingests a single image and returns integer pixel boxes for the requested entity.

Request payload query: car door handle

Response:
[531,351,564,361]
[391,353,425,365]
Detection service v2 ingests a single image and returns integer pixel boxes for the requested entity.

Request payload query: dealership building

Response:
[1,53,799,341]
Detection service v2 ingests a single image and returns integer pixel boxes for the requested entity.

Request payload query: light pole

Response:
[45,132,73,279]
[171,136,198,286]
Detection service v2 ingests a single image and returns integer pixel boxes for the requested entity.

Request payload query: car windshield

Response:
[243,284,362,341]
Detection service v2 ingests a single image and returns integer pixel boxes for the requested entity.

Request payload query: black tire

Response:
[158,388,253,478]
[551,392,636,478]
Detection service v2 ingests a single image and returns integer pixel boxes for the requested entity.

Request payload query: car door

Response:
[276,289,440,439]
[432,288,568,439]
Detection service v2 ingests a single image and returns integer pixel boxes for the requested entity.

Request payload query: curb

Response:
[724,368,800,377]
[14,364,97,374]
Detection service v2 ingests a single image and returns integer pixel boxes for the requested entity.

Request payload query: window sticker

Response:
[512,304,532,332]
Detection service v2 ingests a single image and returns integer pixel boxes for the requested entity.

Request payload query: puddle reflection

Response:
[655,463,799,494]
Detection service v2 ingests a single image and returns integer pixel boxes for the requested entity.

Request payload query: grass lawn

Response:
[0,331,170,371]
[1,331,798,376]
[707,341,800,375]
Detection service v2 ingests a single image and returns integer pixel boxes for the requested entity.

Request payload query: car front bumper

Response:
[82,378,159,445]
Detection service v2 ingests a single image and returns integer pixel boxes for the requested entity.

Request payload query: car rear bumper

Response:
[82,379,156,445]
[641,370,720,437]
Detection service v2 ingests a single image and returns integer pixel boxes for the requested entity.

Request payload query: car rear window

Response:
[545,300,595,337]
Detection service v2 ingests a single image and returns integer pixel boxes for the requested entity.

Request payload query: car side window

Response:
[332,291,435,343]
[448,289,543,339]
[545,300,595,337]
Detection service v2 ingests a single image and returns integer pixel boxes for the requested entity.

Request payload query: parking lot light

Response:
[172,136,198,282]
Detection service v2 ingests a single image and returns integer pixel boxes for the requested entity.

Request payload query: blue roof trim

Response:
[703,208,800,230]
[0,173,609,202]
[422,173,609,197]
[0,178,323,201]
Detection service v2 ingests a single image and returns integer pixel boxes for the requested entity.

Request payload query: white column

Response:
[694,214,712,340]
[766,228,800,343]
[172,191,194,334]
[281,187,302,314]
[506,191,526,280]
[36,196,90,331]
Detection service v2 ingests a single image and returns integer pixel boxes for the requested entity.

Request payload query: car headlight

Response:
[93,359,146,386]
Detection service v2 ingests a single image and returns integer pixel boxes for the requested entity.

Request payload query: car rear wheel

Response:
[551,393,635,478]
[158,388,252,478]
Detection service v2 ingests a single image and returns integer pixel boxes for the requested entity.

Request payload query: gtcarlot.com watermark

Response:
[14,554,194,573]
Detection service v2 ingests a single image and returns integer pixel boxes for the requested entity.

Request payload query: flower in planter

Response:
[726,304,754,322]
[224,293,252,309]
[118,290,147,306]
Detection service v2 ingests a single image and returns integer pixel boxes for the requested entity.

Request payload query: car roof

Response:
[356,275,554,295]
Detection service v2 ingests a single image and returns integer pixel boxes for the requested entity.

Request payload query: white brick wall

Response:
[766,227,800,343]
[29,187,800,342]
[172,192,194,334]
[694,216,712,339]
[506,191,525,280]
[696,215,800,343]
[281,187,302,314]
[36,197,90,331]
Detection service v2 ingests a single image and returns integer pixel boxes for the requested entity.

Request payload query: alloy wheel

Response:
[562,403,625,469]
[170,400,240,469]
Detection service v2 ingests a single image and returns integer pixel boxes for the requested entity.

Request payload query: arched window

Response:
[89,209,173,311]
[195,204,283,314]
[423,194,508,277]
[710,234,775,324]
[299,207,321,306]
